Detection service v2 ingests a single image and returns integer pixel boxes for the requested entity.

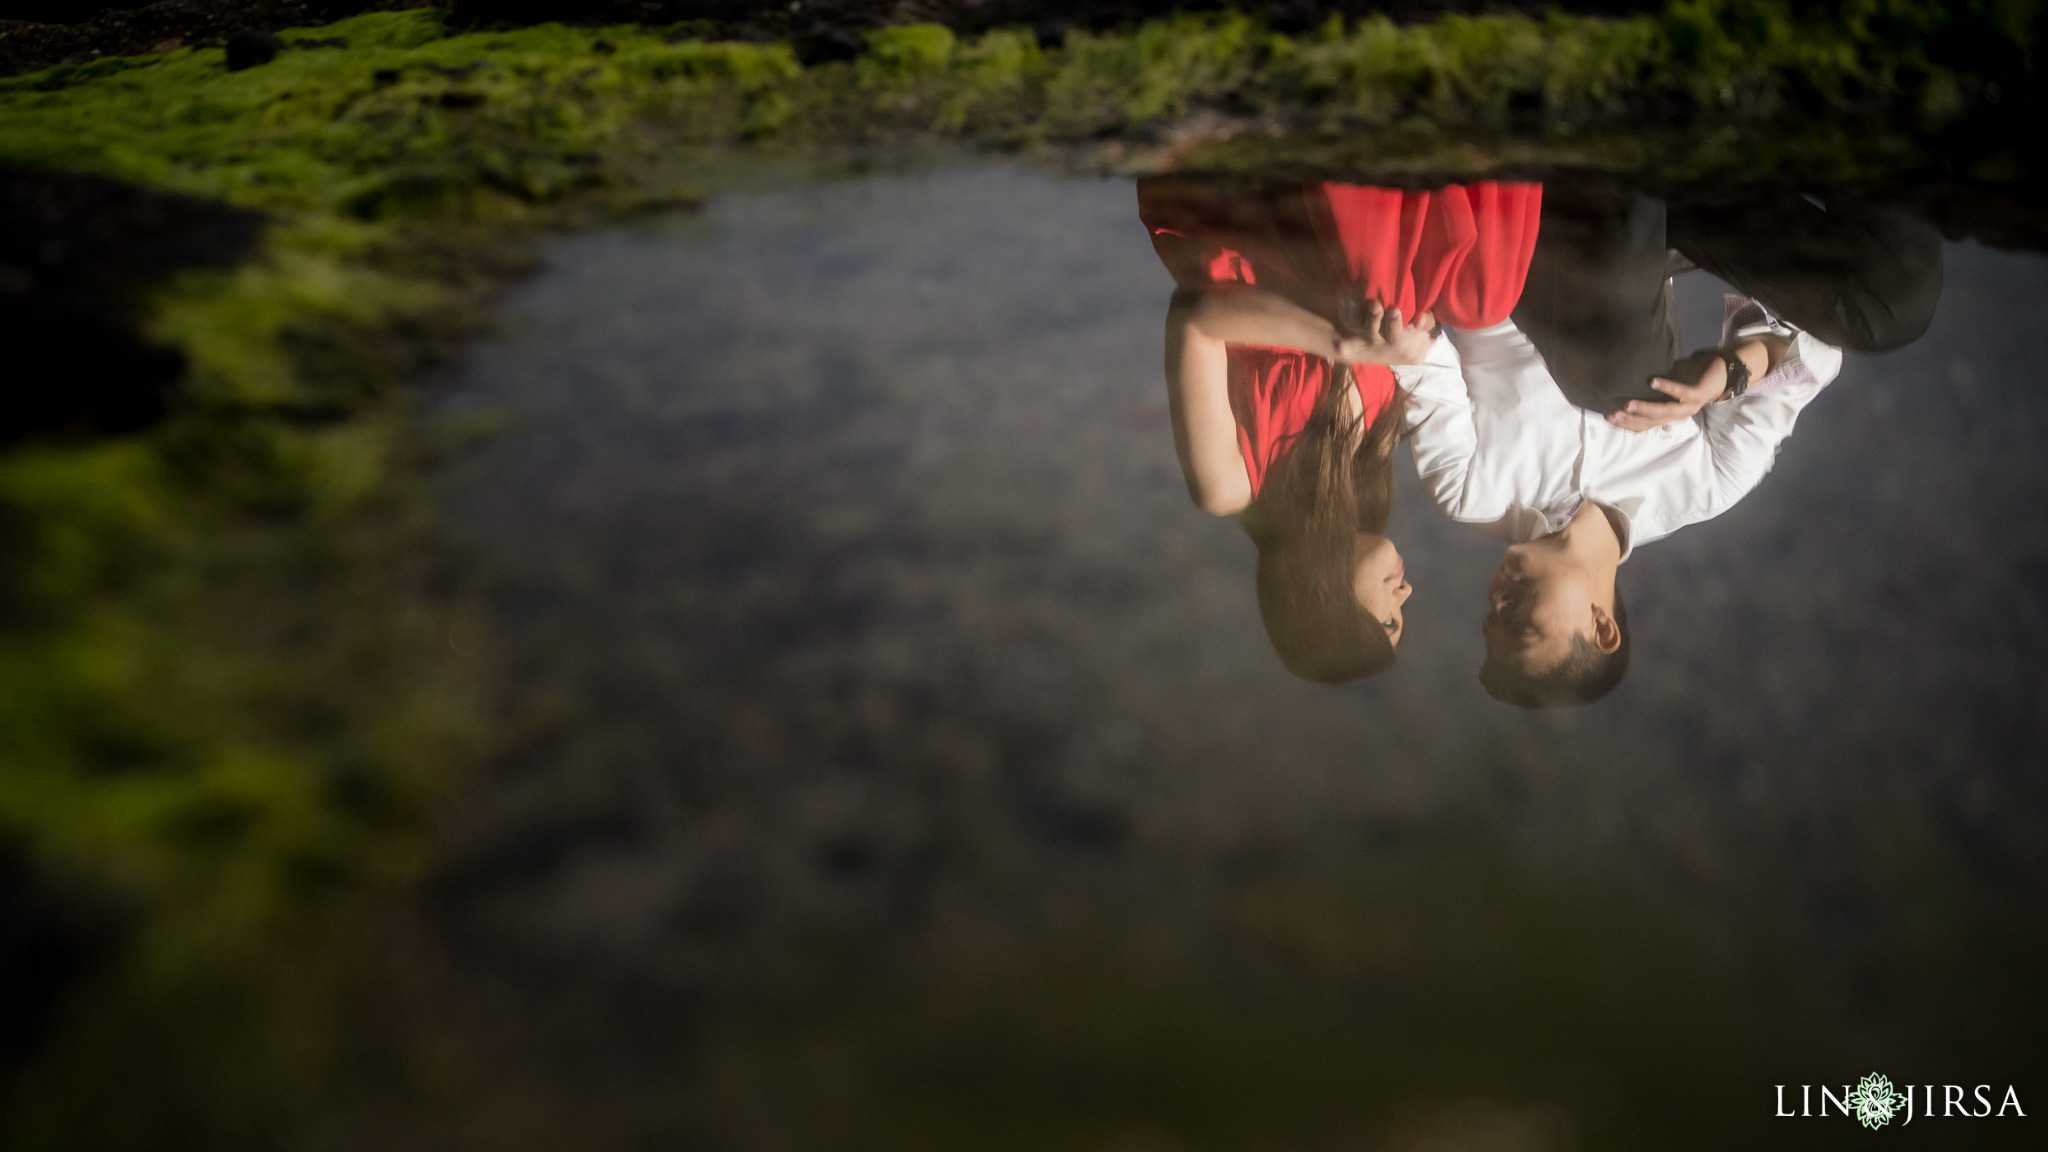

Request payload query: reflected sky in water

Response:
[436,168,2047,1149]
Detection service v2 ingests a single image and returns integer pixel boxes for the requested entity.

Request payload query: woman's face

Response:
[1352,532,1412,647]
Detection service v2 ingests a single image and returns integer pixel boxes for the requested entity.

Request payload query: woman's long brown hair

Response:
[1242,365,1407,683]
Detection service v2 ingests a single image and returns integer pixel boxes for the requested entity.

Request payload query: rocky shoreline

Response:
[3,0,1658,77]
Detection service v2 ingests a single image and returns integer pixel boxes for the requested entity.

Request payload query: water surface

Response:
[435,167,2048,1150]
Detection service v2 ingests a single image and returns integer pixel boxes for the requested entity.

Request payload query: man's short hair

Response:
[1480,586,1630,708]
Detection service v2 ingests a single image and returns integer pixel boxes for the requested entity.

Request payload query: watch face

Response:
[1724,355,1749,393]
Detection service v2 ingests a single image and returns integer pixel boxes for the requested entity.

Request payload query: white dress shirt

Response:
[1396,299,1843,559]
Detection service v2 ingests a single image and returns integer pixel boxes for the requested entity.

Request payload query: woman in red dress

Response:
[1139,177,1541,682]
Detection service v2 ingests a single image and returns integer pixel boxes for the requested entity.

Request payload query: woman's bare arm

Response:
[1185,286,1343,358]
[1165,289,1253,516]
[1188,287,1436,365]
[1163,287,1437,514]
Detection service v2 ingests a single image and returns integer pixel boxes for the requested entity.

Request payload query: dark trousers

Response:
[1511,185,1945,414]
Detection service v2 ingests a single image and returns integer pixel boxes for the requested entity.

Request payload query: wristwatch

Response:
[1716,352,1751,402]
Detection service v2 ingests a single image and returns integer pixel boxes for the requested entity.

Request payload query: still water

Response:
[436,167,2047,1149]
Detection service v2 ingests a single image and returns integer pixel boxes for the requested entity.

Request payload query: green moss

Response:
[1,6,2029,217]
[862,22,958,76]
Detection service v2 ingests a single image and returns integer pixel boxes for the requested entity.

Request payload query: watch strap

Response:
[1719,353,1750,401]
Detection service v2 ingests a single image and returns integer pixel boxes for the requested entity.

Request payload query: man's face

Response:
[1482,541,1601,675]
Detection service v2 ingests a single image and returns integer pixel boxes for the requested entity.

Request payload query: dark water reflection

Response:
[437,169,2047,1149]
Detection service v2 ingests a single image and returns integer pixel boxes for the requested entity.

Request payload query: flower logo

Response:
[1846,1073,1903,1130]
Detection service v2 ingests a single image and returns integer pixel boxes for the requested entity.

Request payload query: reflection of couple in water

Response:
[1140,176,1942,706]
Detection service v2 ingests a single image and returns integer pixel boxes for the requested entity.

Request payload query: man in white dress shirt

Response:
[1389,181,1945,707]
[1396,296,1845,706]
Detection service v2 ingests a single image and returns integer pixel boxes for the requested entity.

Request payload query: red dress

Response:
[1139,179,1542,495]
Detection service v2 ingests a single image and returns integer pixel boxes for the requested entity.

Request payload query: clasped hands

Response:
[1335,299,1437,367]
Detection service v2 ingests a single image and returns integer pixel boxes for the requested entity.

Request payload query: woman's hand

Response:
[1606,358,1724,431]
[1607,336,1781,432]
[1337,300,1437,366]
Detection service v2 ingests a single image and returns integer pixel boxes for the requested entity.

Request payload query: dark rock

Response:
[1507,87,1545,126]
[1032,16,1066,48]
[3,0,125,22]
[444,0,667,26]
[438,88,486,108]
[0,164,263,445]
[1265,0,1319,35]
[592,36,615,53]
[0,0,432,78]
[0,844,120,1081]
[223,27,281,69]
[791,26,862,66]
[372,66,399,84]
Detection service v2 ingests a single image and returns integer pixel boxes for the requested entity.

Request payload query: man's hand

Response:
[1337,300,1437,366]
[1605,352,1726,432]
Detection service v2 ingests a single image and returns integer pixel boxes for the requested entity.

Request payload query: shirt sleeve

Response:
[1693,331,1844,514]
[1394,333,1478,519]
